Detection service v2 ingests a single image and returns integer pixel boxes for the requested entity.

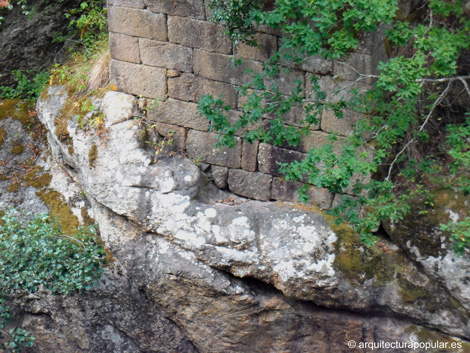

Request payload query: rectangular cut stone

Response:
[110,60,166,98]
[149,99,208,131]
[154,123,187,149]
[298,131,344,153]
[168,74,238,107]
[168,16,232,54]
[321,109,365,136]
[257,143,305,177]
[272,178,334,209]
[241,141,259,172]
[227,169,272,201]
[186,130,241,168]
[194,50,262,86]
[108,7,167,40]
[265,68,304,96]
[109,32,140,63]
[140,39,193,72]
[306,74,370,104]
[107,0,145,8]
[333,48,387,84]
[145,0,205,20]
[235,32,278,62]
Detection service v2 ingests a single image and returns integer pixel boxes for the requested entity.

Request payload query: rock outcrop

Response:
[2,86,466,352]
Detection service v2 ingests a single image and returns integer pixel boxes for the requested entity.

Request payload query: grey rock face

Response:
[13,86,469,351]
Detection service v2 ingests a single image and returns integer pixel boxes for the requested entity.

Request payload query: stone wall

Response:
[107,0,387,208]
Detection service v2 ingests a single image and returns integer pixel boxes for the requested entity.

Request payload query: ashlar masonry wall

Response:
[107,0,387,209]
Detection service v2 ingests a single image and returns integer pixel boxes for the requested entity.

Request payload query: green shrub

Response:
[0,209,106,351]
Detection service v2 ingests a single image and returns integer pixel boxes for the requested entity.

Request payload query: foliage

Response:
[0,209,106,351]
[201,0,470,251]
[0,70,49,100]
[1,0,107,100]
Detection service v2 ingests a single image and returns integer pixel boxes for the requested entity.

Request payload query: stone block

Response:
[333,48,387,84]
[154,122,187,149]
[257,143,305,177]
[145,0,205,20]
[139,39,193,72]
[186,130,242,168]
[168,74,238,107]
[211,165,228,189]
[300,56,333,75]
[194,50,262,86]
[108,7,167,40]
[265,68,304,96]
[108,0,145,8]
[235,32,278,62]
[148,99,208,131]
[298,131,344,153]
[271,178,334,209]
[241,141,259,172]
[225,110,264,137]
[321,109,365,136]
[109,32,140,63]
[228,169,272,201]
[306,74,370,104]
[168,16,232,54]
[110,60,166,98]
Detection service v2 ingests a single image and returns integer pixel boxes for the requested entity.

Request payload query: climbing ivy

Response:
[200,0,470,250]
[0,210,106,351]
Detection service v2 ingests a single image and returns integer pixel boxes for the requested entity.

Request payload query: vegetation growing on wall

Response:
[200,0,470,251]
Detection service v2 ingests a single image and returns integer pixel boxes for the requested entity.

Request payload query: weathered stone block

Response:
[301,56,333,75]
[108,7,167,40]
[241,141,259,172]
[211,165,228,189]
[110,60,166,98]
[148,99,208,131]
[265,68,304,96]
[108,0,145,8]
[257,143,305,177]
[186,130,241,168]
[168,74,238,107]
[145,0,205,20]
[321,109,365,136]
[194,50,262,86]
[333,47,387,84]
[140,39,193,72]
[271,178,334,209]
[168,16,232,54]
[235,32,278,62]
[298,131,344,153]
[228,169,272,201]
[109,32,140,63]
[154,122,187,149]
[306,74,370,104]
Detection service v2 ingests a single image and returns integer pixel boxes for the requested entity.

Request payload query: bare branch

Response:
[385,81,452,181]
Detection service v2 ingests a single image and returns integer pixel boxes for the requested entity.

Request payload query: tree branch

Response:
[385,81,453,181]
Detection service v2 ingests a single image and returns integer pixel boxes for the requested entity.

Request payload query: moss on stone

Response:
[0,99,20,121]
[397,275,430,303]
[0,99,35,128]
[36,188,80,235]
[24,166,52,189]
[0,127,6,147]
[404,325,470,352]
[324,215,395,285]
[81,207,95,226]
[10,141,24,155]
[7,182,21,193]
[88,144,98,168]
